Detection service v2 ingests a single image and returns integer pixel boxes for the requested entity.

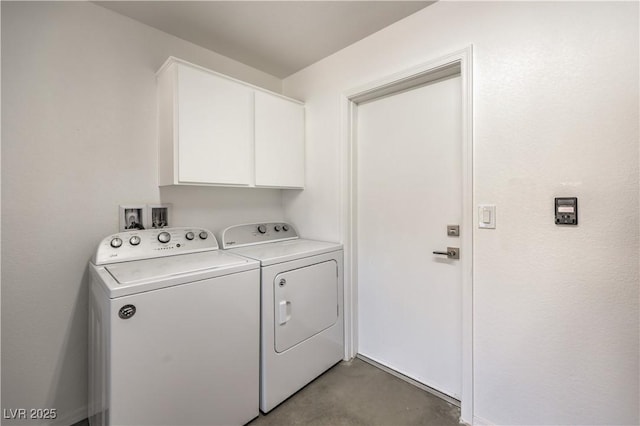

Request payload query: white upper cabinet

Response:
[176,64,253,185]
[255,92,305,188]
[158,60,253,186]
[157,57,305,189]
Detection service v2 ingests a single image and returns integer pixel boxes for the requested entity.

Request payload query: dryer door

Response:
[274,260,338,353]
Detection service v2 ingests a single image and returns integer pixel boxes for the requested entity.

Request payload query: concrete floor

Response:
[249,358,460,426]
[74,358,460,426]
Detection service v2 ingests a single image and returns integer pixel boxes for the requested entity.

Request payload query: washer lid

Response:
[95,251,258,298]
[228,239,342,266]
[106,251,249,284]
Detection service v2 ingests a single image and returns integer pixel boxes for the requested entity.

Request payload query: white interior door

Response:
[356,75,463,399]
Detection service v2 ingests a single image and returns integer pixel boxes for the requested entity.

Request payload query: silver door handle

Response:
[433,247,459,259]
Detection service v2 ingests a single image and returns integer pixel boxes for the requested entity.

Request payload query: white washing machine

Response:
[89,227,260,426]
[221,222,344,413]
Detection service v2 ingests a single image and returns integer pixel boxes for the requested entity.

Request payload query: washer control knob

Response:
[199,231,208,240]
[129,236,141,246]
[185,231,195,240]
[257,225,267,234]
[282,224,290,232]
[157,232,171,243]
[110,237,123,248]
[274,225,282,232]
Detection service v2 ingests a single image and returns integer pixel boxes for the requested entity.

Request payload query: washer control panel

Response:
[93,227,218,265]
[221,222,298,249]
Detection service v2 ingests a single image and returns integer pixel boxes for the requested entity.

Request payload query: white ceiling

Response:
[94,1,434,78]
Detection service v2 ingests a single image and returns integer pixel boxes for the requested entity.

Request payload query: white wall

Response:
[282,2,639,425]
[1,2,285,425]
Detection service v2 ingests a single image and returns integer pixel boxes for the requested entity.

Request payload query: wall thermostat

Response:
[555,197,578,225]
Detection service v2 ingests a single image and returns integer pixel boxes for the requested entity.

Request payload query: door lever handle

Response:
[433,247,460,259]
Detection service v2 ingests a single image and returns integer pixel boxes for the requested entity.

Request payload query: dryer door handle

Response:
[278,300,291,325]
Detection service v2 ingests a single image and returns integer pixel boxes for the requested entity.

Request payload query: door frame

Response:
[339,46,474,423]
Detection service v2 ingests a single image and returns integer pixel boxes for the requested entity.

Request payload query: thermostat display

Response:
[555,197,578,225]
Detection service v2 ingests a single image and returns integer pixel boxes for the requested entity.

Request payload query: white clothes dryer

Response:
[221,222,344,413]
[89,227,260,426]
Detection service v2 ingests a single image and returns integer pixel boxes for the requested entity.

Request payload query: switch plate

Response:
[478,205,496,229]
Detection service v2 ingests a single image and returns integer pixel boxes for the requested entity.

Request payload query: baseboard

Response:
[473,415,494,426]
[50,405,87,426]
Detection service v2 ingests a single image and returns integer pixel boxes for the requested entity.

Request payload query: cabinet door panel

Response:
[177,64,252,185]
[254,92,304,188]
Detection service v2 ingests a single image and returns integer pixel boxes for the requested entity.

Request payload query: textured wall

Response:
[1,2,283,425]
[282,2,639,424]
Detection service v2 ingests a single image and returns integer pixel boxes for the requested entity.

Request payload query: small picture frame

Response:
[147,203,172,229]
[119,205,147,231]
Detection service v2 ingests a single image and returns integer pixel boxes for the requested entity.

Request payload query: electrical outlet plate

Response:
[119,205,147,232]
[147,203,172,229]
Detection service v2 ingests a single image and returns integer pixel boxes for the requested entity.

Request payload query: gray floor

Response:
[73,358,460,426]
[249,358,460,426]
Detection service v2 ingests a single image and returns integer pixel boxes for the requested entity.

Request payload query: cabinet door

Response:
[254,92,305,188]
[177,64,253,185]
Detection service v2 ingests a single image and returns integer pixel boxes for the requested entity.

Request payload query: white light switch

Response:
[478,205,496,229]
[482,209,491,223]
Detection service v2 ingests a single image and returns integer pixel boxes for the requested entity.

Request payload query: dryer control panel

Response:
[221,222,298,249]
[92,227,218,265]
